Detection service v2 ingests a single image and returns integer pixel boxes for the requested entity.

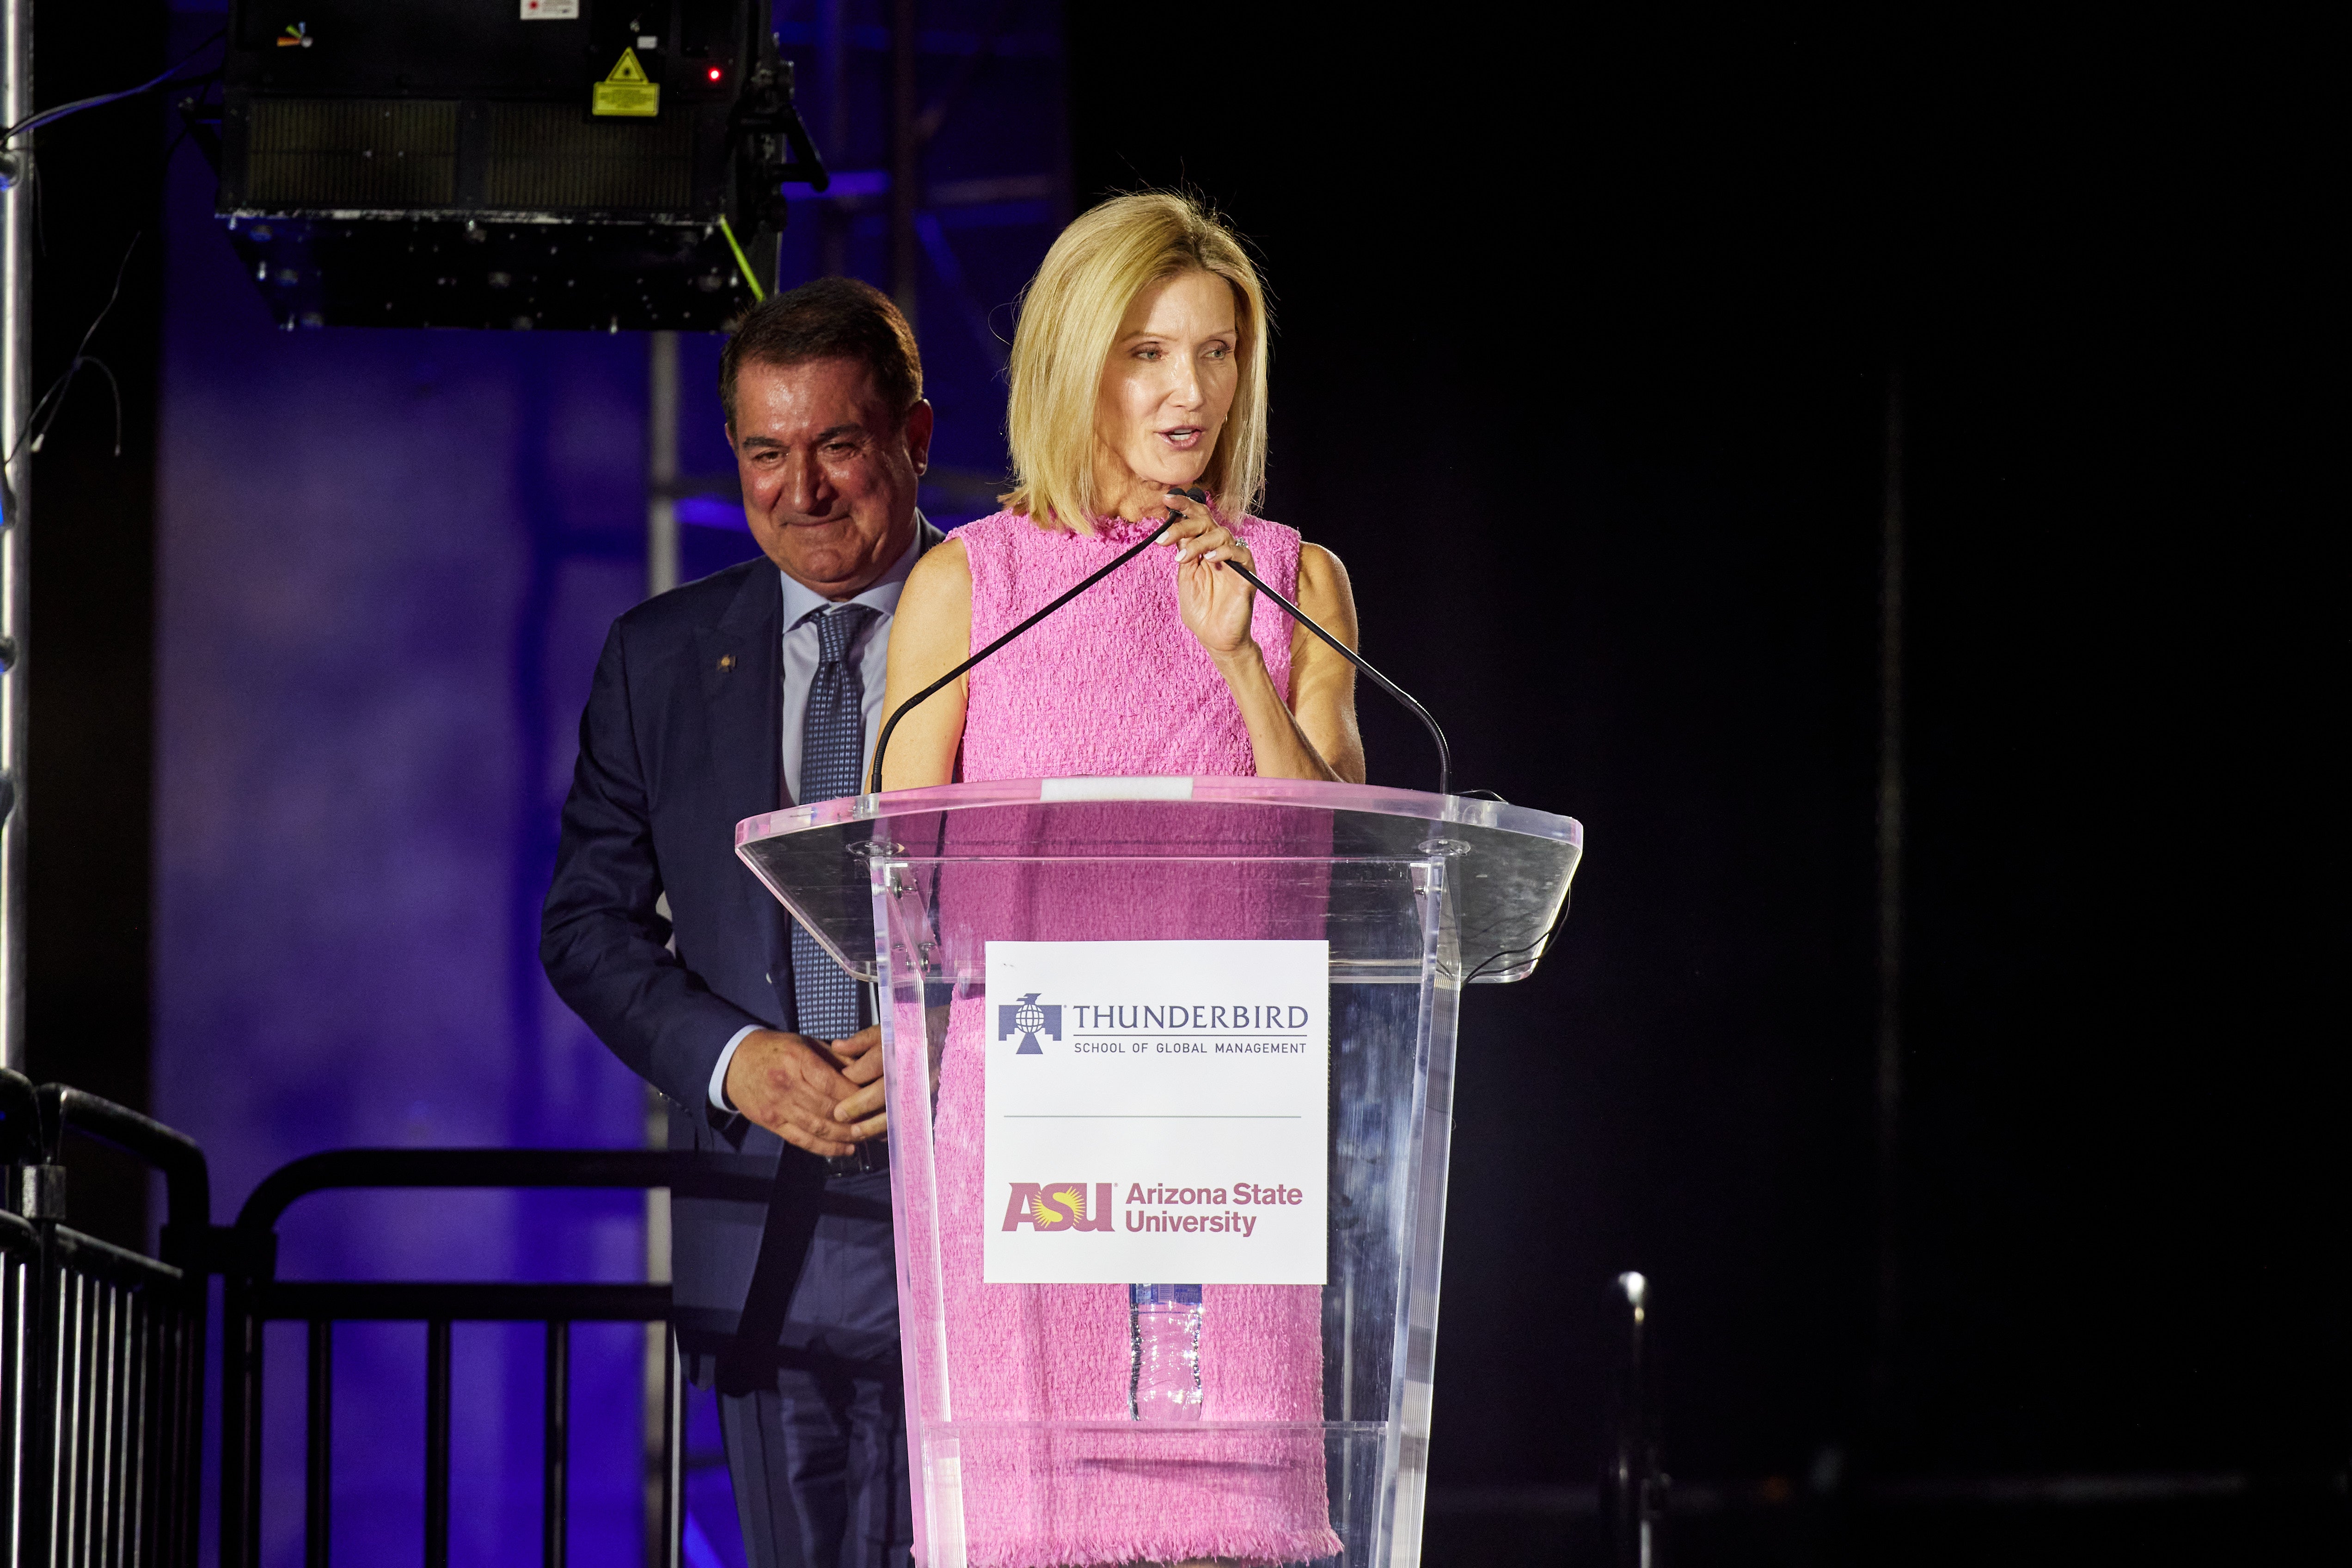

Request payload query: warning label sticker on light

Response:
[591,48,659,116]
[520,0,579,18]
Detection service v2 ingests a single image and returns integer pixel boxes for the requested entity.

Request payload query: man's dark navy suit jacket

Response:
[540,526,938,1365]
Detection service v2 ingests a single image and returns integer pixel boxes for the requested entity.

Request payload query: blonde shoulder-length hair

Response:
[1000,192,1271,528]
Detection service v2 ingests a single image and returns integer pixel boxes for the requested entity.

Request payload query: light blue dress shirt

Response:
[710,519,926,1111]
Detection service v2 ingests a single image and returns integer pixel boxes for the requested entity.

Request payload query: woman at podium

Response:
[881,192,1360,1563]
[885,195,1362,789]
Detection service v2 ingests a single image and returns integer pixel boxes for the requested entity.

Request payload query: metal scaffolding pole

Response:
[0,0,31,1074]
[647,330,680,598]
[889,0,919,321]
[818,0,848,277]
[641,325,681,1567]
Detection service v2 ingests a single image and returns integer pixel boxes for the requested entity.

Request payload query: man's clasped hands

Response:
[723,1025,887,1158]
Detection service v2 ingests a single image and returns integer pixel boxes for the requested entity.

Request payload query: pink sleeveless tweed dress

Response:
[911,510,1341,1567]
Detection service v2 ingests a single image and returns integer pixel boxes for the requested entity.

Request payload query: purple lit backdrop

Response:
[151,3,1064,1562]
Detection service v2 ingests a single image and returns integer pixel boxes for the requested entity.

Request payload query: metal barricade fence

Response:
[1,1070,209,1568]
[2,1067,38,1568]
[221,1148,703,1568]
[0,1206,30,1568]
[1,1080,718,1568]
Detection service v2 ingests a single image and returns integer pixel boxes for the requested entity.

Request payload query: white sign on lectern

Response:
[982,939,1330,1286]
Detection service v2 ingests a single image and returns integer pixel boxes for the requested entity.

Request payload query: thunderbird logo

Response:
[998,992,1061,1055]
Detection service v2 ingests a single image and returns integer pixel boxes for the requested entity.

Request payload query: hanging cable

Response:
[7,232,140,466]
[2,29,225,145]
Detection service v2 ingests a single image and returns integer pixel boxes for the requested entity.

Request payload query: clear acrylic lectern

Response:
[738,777,1581,1568]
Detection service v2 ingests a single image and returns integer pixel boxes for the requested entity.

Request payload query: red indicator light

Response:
[706,66,723,81]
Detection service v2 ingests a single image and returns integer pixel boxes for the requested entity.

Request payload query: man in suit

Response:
[542,277,937,1567]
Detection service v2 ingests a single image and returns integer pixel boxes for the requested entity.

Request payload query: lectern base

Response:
[920,1421,1378,1568]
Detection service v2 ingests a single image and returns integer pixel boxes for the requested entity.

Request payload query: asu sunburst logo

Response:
[1000,1181,1115,1233]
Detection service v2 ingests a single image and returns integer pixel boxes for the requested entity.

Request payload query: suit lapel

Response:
[693,526,941,1013]
[695,565,786,964]
[716,517,940,815]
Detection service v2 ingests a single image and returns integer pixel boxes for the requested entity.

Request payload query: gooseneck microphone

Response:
[1206,523,1453,799]
[867,514,1177,794]
[866,489,1452,798]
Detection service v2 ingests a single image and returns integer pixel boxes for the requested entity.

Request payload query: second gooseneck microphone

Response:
[866,490,1452,799]
[1161,486,1452,799]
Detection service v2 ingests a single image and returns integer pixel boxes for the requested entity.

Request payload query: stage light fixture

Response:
[200,0,827,331]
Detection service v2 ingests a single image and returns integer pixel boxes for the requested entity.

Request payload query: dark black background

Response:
[19,3,2340,1562]
[24,0,167,1245]
[1063,7,2339,1563]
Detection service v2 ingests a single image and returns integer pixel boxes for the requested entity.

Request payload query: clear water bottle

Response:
[1129,1283,1203,1421]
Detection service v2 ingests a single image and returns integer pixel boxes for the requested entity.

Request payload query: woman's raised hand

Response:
[1162,487,1259,661]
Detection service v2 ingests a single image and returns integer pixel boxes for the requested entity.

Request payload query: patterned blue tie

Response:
[790,603,878,1041]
